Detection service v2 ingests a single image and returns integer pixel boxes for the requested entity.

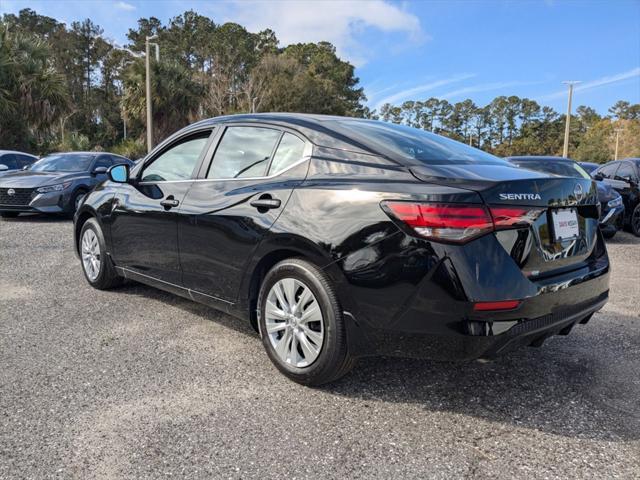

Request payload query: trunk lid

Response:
[410,163,600,278]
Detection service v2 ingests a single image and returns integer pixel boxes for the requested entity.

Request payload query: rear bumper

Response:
[338,227,610,361]
[347,267,609,360]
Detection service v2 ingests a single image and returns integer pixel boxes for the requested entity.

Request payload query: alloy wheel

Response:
[81,229,101,281]
[265,278,324,368]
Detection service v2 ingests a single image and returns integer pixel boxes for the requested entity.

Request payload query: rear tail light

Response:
[382,201,542,244]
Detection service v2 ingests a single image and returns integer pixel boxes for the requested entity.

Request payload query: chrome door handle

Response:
[250,198,281,210]
[160,197,179,209]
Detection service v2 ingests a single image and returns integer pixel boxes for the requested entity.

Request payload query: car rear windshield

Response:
[30,154,95,172]
[336,120,507,165]
[511,159,591,179]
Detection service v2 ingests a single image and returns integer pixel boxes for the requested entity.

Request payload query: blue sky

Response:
[2,0,639,114]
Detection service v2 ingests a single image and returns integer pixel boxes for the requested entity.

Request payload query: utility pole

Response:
[614,128,623,160]
[145,35,159,153]
[562,81,581,158]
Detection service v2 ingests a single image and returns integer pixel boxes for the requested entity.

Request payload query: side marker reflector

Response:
[473,300,521,311]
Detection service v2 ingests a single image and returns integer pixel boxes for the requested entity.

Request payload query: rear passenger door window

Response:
[207,126,281,179]
[268,133,306,176]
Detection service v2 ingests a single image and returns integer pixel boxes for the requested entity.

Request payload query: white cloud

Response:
[217,0,424,66]
[114,1,135,11]
[539,67,640,101]
[373,73,476,110]
[438,80,543,100]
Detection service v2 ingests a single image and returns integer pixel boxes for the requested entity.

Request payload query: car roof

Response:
[44,151,130,160]
[506,156,575,163]
[0,150,38,157]
[181,113,405,159]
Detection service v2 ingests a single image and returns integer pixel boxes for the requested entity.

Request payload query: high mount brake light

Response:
[382,202,542,243]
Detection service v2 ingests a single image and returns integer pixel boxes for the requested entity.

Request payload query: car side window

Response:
[207,126,282,179]
[268,133,306,176]
[615,163,636,182]
[598,163,619,179]
[17,155,35,168]
[0,154,18,170]
[142,132,211,182]
[93,155,112,170]
[112,155,132,166]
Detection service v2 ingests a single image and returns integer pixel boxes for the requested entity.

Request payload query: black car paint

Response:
[75,114,610,361]
[593,159,640,232]
[507,156,625,237]
[0,152,133,215]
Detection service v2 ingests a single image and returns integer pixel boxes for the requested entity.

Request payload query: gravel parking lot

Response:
[1,216,639,479]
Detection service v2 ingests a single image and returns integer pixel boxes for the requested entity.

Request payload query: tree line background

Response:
[1,8,638,162]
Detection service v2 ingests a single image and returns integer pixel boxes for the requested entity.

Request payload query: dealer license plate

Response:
[551,208,579,241]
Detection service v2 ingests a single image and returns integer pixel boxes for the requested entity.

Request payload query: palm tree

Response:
[0,25,69,150]
[121,58,203,145]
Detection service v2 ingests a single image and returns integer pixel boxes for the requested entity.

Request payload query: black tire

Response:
[257,258,355,386]
[602,229,616,239]
[631,204,640,237]
[79,218,123,290]
[0,212,19,218]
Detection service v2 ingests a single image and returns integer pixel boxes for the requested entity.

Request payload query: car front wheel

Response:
[79,218,122,289]
[257,258,355,386]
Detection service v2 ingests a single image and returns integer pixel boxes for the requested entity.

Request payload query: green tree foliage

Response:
[0,24,69,152]
[1,8,366,154]
[375,95,640,161]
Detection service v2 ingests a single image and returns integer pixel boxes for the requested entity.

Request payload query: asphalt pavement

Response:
[1,215,639,479]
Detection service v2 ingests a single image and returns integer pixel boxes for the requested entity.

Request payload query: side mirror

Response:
[0,164,8,171]
[22,165,29,170]
[593,173,604,181]
[108,164,129,183]
[92,166,108,176]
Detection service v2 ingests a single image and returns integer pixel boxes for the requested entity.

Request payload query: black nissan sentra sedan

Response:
[73,114,610,385]
[0,152,133,218]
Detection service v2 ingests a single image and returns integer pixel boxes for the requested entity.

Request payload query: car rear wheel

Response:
[257,258,355,386]
[80,218,122,289]
[632,204,640,237]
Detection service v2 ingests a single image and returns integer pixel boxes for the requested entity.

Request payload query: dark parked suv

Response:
[593,159,640,236]
[0,152,132,218]
[74,114,610,385]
